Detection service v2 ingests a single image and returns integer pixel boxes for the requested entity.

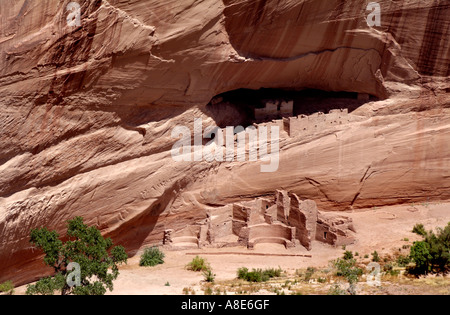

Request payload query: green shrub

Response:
[237,267,249,280]
[327,284,348,295]
[334,259,362,282]
[396,255,411,267]
[332,258,362,295]
[203,269,216,283]
[412,223,427,236]
[371,251,380,262]
[317,277,327,283]
[304,267,315,282]
[237,267,283,282]
[139,247,165,267]
[246,269,267,282]
[383,263,400,276]
[0,281,14,295]
[187,256,209,272]
[343,251,354,260]
[263,267,282,278]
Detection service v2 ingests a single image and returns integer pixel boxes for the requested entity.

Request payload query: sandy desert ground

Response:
[12,201,449,295]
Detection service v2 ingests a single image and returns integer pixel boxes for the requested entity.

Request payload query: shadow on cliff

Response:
[104,176,206,258]
[200,88,377,128]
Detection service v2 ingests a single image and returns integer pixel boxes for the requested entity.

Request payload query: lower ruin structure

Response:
[163,190,356,250]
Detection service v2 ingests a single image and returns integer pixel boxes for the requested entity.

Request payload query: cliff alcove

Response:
[205,88,376,127]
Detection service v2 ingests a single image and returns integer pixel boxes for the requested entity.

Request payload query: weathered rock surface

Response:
[0,0,449,285]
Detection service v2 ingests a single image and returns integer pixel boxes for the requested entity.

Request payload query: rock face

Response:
[0,0,449,285]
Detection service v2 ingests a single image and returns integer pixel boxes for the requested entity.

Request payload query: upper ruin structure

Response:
[164,190,356,251]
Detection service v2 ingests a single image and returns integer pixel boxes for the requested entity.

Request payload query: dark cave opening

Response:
[205,88,377,128]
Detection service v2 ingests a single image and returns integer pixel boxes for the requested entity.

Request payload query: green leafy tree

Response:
[426,223,450,272]
[409,222,449,274]
[410,241,431,273]
[26,217,128,295]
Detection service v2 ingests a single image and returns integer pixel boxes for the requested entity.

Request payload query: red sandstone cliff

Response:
[0,0,449,285]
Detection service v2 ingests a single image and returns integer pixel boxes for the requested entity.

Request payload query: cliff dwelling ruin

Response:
[175,89,372,246]
[163,190,356,251]
[201,88,373,154]
[205,88,375,128]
